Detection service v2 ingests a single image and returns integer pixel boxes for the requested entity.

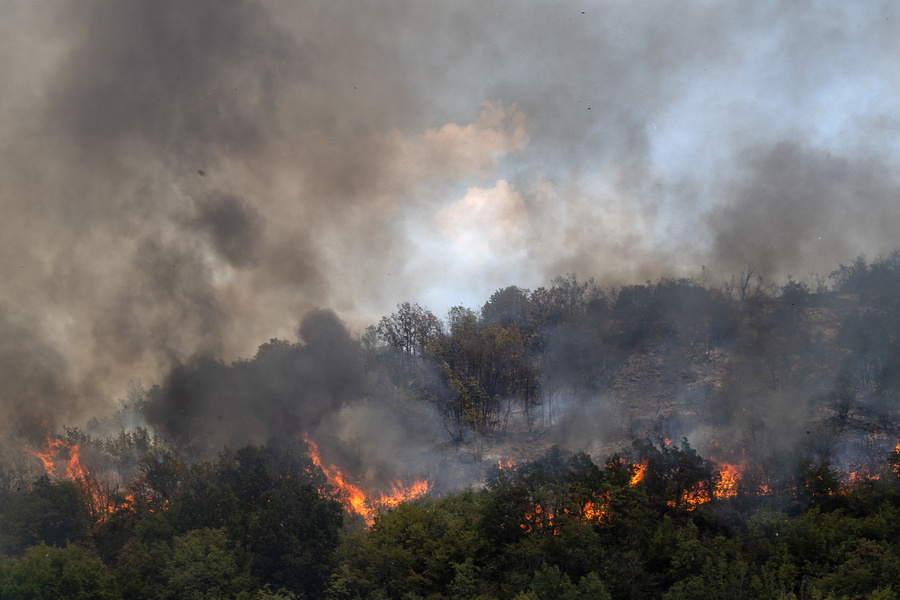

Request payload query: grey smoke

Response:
[190,192,262,268]
[0,0,897,439]
[144,309,364,454]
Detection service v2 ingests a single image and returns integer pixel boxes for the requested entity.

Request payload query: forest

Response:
[2,252,900,599]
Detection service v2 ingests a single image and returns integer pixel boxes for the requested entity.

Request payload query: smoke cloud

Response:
[144,309,364,451]
[1,0,898,441]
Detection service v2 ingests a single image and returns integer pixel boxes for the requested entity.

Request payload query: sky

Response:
[1,0,898,425]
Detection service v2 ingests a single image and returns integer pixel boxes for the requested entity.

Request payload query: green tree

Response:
[329,493,485,600]
[530,564,579,600]
[161,528,252,600]
[245,481,343,598]
[0,477,91,555]
[378,302,442,357]
[1,543,121,600]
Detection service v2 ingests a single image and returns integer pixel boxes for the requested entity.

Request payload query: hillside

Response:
[3,254,900,599]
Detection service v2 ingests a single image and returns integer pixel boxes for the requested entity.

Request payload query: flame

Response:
[303,434,374,524]
[326,468,374,523]
[378,479,432,509]
[303,434,430,526]
[683,487,711,508]
[521,495,610,533]
[522,504,558,534]
[26,436,85,480]
[714,463,740,499]
[24,427,119,521]
[891,441,900,478]
[497,459,514,470]
[582,495,610,523]
[630,459,648,486]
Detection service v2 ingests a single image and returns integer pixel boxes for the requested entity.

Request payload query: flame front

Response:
[26,437,85,480]
[24,427,118,521]
[630,459,648,486]
[378,479,432,509]
[303,434,430,526]
[582,495,610,524]
[676,487,712,510]
[714,464,740,500]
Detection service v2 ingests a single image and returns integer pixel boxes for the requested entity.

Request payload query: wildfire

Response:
[582,496,610,523]
[26,436,85,480]
[630,459,648,485]
[891,441,900,478]
[676,486,712,510]
[714,463,740,500]
[303,434,431,526]
[522,504,558,534]
[378,479,432,509]
[24,427,121,522]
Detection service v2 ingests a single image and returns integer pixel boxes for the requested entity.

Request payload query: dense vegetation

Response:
[3,252,900,598]
[0,438,342,599]
[2,439,900,599]
[330,443,900,600]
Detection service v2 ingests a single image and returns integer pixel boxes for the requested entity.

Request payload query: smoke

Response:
[0,305,75,437]
[0,0,898,463]
[707,141,900,278]
[142,308,457,490]
[144,309,364,452]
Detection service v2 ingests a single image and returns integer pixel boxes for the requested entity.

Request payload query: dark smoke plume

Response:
[142,308,451,489]
[144,310,364,453]
[0,0,897,475]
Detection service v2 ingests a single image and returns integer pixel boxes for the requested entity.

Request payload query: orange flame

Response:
[582,495,610,523]
[303,434,430,526]
[26,436,85,480]
[521,504,558,534]
[24,428,120,522]
[714,463,740,500]
[378,479,432,509]
[890,441,900,478]
[521,495,610,533]
[684,486,711,509]
[630,459,648,486]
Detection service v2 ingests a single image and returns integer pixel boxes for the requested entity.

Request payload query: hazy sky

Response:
[1,1,898,423]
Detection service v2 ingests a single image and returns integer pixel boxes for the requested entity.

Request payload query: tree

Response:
[161,528,252,600]
[434,317,539,434]
[377,302,442,357]
[482,286,532,329]
[1,543,121,600]
[529,564,579,600]
[329,493,485,600]
[246,481,343,598]
[0,477,91,555]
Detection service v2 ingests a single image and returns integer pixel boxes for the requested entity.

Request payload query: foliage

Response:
[4,435,900,599]
[7,256,900,598]
[0,477,91,555]
[160,528,252,600]
[0,543,121,600]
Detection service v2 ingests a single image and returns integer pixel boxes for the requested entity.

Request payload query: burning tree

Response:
[303,434,431,527]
